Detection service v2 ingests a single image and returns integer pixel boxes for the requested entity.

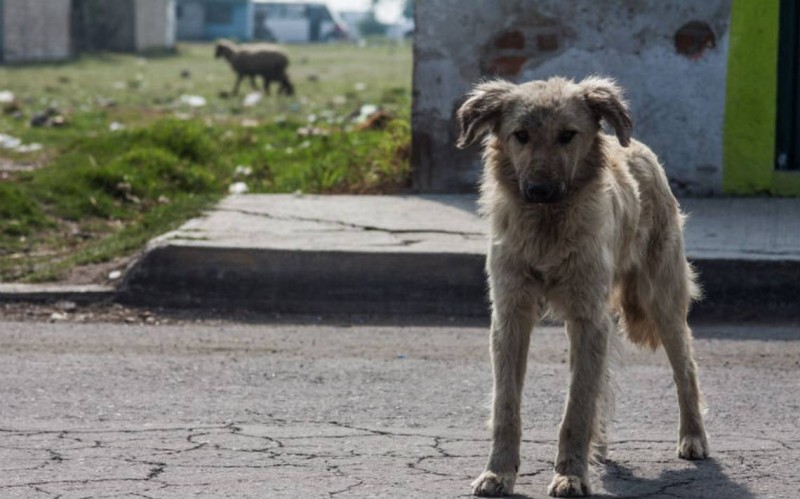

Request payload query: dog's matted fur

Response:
[456,76,709,497]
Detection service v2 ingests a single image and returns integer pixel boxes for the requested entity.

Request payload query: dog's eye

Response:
[513,130,529,144]
[557,130,578,145]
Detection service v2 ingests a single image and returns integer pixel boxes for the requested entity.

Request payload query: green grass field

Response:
[0,42,412,282]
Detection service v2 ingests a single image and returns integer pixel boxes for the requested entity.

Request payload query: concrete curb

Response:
[0,284,116,305]
[688,259,800,321]
[115,195,800,321]
[117,246,800,321]
[118,246,488,317]
[5,255,793,322]
[8,195,800,322]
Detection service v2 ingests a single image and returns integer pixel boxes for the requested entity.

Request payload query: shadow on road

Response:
[600,457,754,498]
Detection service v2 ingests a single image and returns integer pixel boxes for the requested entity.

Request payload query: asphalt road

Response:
[1,319,798,498]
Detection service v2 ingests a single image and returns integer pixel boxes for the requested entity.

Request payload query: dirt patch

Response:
[0,301,170,325]
[0,299,491,328]
[62,255,136,286]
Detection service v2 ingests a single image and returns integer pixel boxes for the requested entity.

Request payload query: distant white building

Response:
[0,0,72,63]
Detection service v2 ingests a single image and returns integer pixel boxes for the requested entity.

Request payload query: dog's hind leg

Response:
[648,242,708,460]
[651,308,708,459]
[472,272,537,497]
[548,311,613,497]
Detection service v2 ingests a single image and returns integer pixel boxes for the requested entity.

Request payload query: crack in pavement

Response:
[215,208,485,238]
[145,463,166,480]
[0,477,161,490]
[0,419,792,497]
[328,478,365,497]
[46,449,64,463]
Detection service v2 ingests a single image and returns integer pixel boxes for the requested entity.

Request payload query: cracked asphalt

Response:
[1,319,798,498]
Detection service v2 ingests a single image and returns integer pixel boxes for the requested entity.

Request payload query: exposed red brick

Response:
[494,30,525,50]
[674,21,716,59]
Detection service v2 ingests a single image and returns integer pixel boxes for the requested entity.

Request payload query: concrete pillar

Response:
[412,0,731,195]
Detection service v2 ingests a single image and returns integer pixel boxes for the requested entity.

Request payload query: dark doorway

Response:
[776,0,800,170]
[71,0,135,53]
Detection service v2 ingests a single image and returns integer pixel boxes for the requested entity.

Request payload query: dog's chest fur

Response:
[482,166,641,297]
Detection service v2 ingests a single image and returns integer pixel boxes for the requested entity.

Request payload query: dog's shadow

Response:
[599,457,754,498]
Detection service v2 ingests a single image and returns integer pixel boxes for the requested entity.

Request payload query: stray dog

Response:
[456,76,709,497]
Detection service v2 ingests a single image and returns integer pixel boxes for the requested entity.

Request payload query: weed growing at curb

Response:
[1,117,411,282]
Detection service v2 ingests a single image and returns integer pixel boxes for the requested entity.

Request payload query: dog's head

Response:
[456,76,632,204]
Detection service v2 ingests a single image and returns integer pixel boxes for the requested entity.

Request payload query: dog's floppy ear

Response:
[456,80,516,149]
[580,76,632,147]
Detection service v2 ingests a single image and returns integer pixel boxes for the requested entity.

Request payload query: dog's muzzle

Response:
[522,182,566,204]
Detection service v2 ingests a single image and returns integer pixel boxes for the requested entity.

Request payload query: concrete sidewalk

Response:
[119,195,800,320]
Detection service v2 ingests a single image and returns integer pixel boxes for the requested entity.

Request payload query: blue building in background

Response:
[176,0,254,41]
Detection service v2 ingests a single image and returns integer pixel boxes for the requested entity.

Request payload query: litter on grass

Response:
[178,95,207,108]
[0,133,43,153]
[228,182,249,194]
[243,92,263,107]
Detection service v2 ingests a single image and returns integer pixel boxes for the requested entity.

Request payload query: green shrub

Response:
[92,147,217,200]
[139,119,214,162]
[30,119,221,220]
[0,183,49,236]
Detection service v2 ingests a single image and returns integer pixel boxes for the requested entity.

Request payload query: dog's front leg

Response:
[548,312,612,497]
[472,295,536,497]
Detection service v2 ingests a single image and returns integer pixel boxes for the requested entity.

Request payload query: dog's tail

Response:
[591,327,623,464]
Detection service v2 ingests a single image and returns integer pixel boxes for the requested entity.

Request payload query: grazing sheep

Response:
[214,40,295,97]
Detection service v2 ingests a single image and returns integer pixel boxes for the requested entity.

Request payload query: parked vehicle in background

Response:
[253,1,349,43]
[385,17,414,40]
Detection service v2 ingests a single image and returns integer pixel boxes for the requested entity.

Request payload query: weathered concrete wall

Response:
[412,0,731,194]
[88,0,175,53]
[135,0,177,52]
[1,0,71,63]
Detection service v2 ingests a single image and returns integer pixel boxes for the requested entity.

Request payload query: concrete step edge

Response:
[114,245,800,321]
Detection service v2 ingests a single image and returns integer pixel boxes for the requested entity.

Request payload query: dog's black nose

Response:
[523,182,564,203]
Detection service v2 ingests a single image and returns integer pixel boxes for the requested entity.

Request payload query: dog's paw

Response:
[678,433,709,460]
[548,473,590,497]
[471,470,515,497]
